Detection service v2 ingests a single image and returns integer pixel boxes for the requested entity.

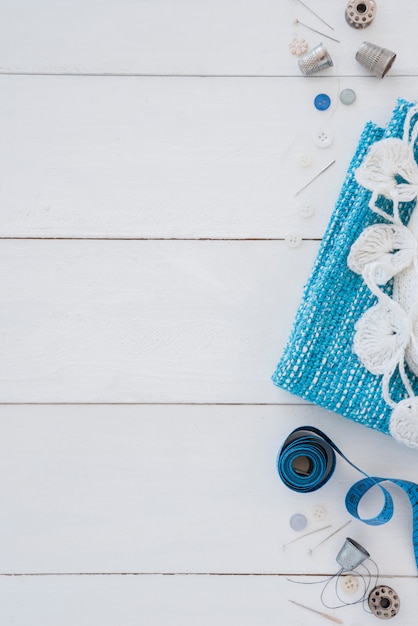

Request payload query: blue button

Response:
[314,93,331,111]
[290,513,307,531]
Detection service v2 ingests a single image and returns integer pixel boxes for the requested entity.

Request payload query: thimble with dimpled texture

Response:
[355,41,396,78]
[298,43,333,76]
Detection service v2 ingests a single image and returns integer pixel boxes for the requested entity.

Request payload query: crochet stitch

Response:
[272,98,418,448]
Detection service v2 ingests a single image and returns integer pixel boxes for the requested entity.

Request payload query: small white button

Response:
[285,232,302,248]
[298,202,314,219]
[311,505,327,521]
[340,574,359,594]
[297,153,312,168]
[313,129,333,148]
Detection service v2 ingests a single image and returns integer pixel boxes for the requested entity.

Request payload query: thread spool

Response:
[345,1,377,29]
[368,586,400,619]
[298,43,334,76]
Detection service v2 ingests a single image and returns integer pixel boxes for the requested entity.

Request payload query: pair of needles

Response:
[280,520,351,551]
[293,0,341,44]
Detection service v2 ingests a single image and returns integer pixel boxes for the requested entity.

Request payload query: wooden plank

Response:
[0,404,417,576]
[2,76,418,239]
[0,0,415,76]
[1,239,319,403]
[0,572,412,625]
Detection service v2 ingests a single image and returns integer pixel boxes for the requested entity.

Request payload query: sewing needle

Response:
[294,159,336,197]
[279,523,332,548]
[289,600,344,624]
[307,520,352,554]
[293,0,335,30]
[294,18,341,43]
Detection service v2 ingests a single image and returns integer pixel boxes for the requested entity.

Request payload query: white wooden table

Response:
[2,1,418,624]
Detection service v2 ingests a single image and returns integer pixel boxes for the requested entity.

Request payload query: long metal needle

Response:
[279,523,332,548]
[289,600,344,624]
[293,0,335,30]
[294,18,341,43]
[307,520,352,554]
[294,160,336,197]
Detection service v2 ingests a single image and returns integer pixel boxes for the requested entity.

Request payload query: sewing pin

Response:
[307,520,352,554]
[293,0,335,31]
[288,600,343,624]
[293,18,341,44]
[294,159,336,197]
[279,524,332,548]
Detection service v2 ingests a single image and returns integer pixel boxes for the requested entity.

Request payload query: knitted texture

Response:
[272,98,418,448]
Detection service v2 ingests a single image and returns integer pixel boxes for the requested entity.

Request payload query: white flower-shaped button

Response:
[289,37,309,56]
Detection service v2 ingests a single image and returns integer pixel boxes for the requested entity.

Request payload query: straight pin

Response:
[279,524,332,548]
[293,18,341,44]
[289,600,344,624]
[293,0,335,31]
[307,520,352,554]
[294,159,336,197]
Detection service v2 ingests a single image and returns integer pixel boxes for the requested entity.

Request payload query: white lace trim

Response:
[348,105,418,447]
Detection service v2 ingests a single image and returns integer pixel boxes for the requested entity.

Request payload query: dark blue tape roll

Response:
[277,426,418,568]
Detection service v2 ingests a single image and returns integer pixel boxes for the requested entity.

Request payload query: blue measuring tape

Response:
[278,426,418,568]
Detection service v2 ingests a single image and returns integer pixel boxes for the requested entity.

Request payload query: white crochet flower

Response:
[353,300,411,376]
[390,397,418,449]
[348,106,418,446]
[348,223,417,285]
[355,138,418,203]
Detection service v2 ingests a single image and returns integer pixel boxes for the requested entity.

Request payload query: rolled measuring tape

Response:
[277,426,418,568]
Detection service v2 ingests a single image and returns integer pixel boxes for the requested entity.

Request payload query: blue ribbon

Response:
[277,426,418,568]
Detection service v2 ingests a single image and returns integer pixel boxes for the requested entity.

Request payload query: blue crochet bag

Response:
[272,99,418,448]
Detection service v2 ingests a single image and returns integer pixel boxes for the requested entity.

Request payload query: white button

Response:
[340,574,359,594]
[311,505,327,521]
[313,129,333,148]
[298,202,314,219]
[297,153,312,168]
[285,232,302,248]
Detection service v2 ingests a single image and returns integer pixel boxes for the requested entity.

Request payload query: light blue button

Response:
[290,513,307,531]
[340,88,356,105]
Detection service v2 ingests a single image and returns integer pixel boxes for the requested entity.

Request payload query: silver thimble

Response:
[298,43,333,76]
[355,41,396,78]
[336,537,370,571]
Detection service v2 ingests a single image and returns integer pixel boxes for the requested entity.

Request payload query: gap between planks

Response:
[0,237,322,241]
[0,72,415,79]
[0,572,416,578]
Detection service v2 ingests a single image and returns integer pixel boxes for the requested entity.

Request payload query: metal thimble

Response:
[336,537,370,571]
[298,43,333,76]
[355,41,396,78]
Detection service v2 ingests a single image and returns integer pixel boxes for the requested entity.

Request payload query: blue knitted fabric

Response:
[272,99,418,439]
